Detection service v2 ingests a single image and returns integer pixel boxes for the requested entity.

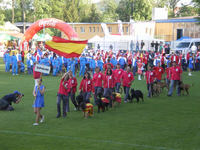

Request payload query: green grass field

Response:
[0,58,200,150]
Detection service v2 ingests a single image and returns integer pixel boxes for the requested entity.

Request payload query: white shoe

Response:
[188,73,192,76]
[40,115,45,123]
[74,107,77,111]
[33,123,39,126]
[16,74,19,75]
[12,74,15,76]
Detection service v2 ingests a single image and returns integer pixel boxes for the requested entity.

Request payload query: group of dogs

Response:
[152,80,192,96]
[74,80,192,118]
[76,88,144,118]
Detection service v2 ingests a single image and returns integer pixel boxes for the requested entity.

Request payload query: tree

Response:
[151,0,168,7]
[132,0,152,21]
[116,0,152,22]
[177,5,198,17]
[167,0,181,17]
[87,4,103,23]
[102,0,118,22]
[63,0,80,22]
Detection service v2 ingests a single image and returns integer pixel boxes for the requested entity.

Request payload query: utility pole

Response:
[12,0,15,24]
[21,0,26,33]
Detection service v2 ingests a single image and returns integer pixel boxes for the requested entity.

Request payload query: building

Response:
[15,16,200,42]
[155,16,200,41]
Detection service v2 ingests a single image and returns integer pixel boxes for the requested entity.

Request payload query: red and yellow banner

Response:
[45,36,87,58]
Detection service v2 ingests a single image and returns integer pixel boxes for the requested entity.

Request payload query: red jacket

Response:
[103,63,114,70]
[145,71,155,84]
[166,67,171,80]
[170,66,182,80]
[113,69,124,83]
[58,78,69,96]
[68,77,77,93]
[103,74,115,88]
[92,72,104,87]
[154,66,164,80]
[79,78,93,92]
[122,71,134,87]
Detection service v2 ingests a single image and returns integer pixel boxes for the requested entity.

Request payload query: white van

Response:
[175,38,200,53]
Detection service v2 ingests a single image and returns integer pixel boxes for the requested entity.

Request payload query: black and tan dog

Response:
[179,81,192,95]
[130,88,144,103]
[96,93,109,113]
[76,93,84,110]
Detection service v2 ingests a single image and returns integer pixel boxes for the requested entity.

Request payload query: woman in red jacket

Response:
[68,70,78,110]
[79,72,93,103]
[121,66,134,102]
[103,68,115,107]
[145,65,155,98]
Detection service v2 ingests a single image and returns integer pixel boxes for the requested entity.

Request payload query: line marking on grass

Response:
[0,130,177,150]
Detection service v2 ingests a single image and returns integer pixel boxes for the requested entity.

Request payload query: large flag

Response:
[45,36,87,58]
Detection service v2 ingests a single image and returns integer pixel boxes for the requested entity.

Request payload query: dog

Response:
[152,81,161,96]
[96,93,109,113]
[80,102,93,118]
[179,81,192,95]
[76,93,84,110]
[111,92,121,107]
[130,88,144,103]
[158,81,168,91]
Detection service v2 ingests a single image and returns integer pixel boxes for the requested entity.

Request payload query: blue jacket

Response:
[11,55,17,64]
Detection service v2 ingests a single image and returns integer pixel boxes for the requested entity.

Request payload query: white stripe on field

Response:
[0,130,177,150]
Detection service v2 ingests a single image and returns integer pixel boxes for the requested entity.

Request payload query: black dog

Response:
[96,93,109,113]
[76,93,84,110]
[130,88,144,103]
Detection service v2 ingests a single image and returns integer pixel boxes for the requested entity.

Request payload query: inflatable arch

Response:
[22,18,78,44]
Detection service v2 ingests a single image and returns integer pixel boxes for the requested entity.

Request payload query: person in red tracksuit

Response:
[92,67,104,104]
[68,70,78,110]
[168,61,182,96]
[165,65,171,89]
[79,72,93,103]
[121,66,134,102]
[154,63,164,82]
[103,68,115,107]
[57,73,70,118]
[113,64,124,93]
[145,66,155,98]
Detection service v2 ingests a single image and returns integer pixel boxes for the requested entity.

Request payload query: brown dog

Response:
[179,81,192,95]
[158,82,168,91]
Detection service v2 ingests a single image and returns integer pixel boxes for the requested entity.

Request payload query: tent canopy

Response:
[0,33,18,41]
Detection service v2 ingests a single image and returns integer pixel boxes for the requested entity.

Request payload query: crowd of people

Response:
[2,45,200,125]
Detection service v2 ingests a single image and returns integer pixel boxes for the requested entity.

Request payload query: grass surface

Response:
[0,58,200,150]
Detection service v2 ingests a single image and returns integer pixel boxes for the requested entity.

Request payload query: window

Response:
[93,27,95,32]
[97,27,99,32]
[126,27,129,33]
[80,27,85,33]
[74,27,77,32]
[89,27,92,32]
[108,27,112,33]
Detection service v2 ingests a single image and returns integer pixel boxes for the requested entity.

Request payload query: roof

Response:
[14,22,33,27]
[156,16,200,23]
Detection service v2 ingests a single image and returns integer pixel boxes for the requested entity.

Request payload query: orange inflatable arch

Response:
[22,18,78,47]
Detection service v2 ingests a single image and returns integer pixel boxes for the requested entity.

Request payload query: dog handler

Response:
[0,91,23,111]
[168,61,182,96]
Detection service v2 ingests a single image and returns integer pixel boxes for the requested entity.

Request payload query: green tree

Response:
[63,0,80,22]
[167,0,181,17]
[116,0,152,21]
[87,4,103,23]
[132,0,152,21]
[177,5,198,17]
[103,0,118,22]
